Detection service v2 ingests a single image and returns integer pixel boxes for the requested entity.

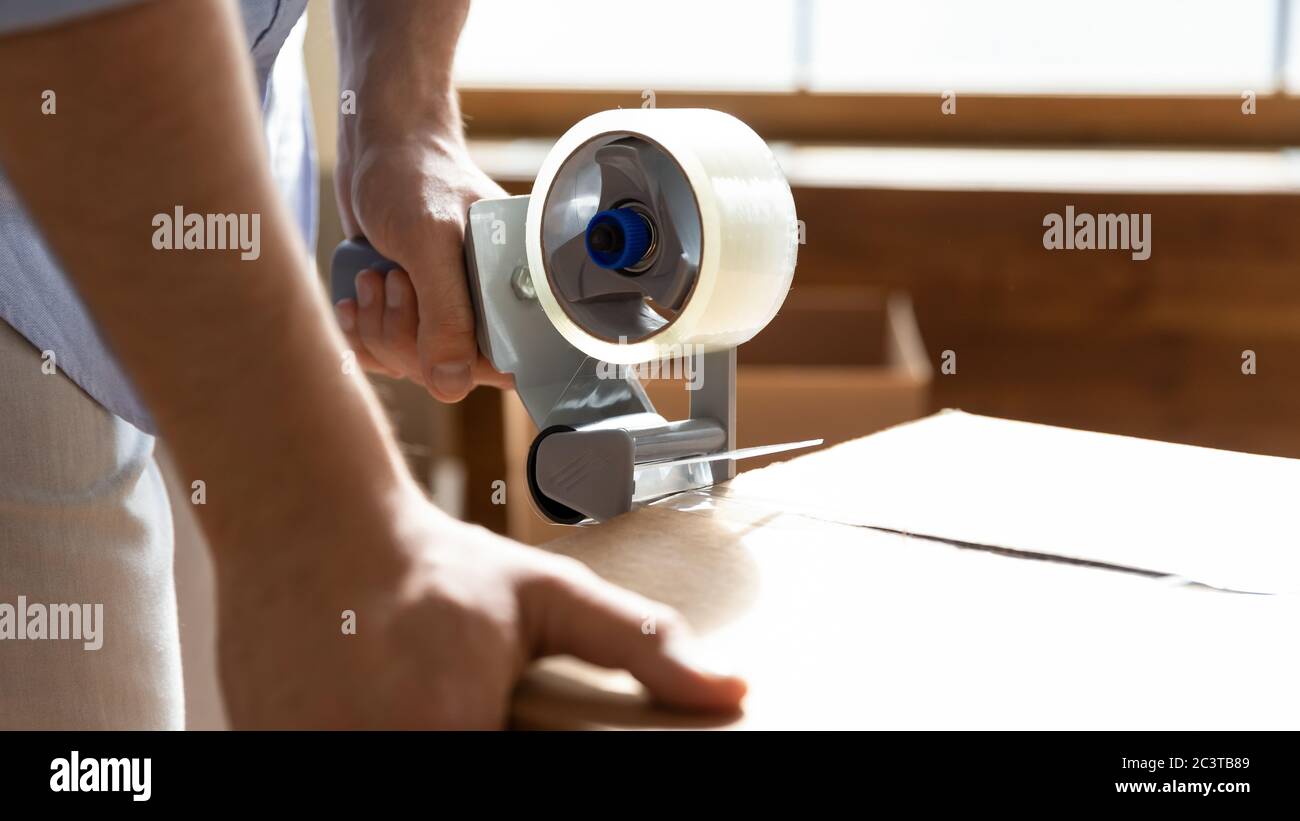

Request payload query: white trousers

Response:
[0,320,183,728]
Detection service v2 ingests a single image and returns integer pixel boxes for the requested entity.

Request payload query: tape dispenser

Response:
[332,109,812,524]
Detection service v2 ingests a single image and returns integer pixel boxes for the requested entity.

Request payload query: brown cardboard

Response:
[503,288,932,544]
[511,412,1300,730]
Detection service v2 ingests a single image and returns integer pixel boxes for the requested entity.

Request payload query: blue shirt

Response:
[0,0,315,433]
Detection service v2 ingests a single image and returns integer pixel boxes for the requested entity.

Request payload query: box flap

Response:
[703,410,1300,594]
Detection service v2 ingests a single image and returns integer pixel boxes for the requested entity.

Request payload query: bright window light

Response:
[809,0,1282,94]
[454,0,1290,95]
[454,0,798,91]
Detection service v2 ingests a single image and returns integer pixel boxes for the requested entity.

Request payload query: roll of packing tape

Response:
[526,109,798,365]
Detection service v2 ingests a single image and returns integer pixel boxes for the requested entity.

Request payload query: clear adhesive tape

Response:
[526,109,798,365]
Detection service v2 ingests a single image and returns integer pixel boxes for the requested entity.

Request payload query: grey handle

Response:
[329,239,400,303]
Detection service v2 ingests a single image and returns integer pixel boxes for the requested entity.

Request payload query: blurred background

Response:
[318,0,1300,533]
[175,0,1300,725]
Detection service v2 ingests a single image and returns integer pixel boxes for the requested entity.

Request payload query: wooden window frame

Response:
[460,89,1300,147]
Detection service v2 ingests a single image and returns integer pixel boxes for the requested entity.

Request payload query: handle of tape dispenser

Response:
[329,238,492,368]
[329,239,400,303]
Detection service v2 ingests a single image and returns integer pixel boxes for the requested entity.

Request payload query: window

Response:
[455,0,1295,95]
[810,0,1284,94]
[454,0,798,91]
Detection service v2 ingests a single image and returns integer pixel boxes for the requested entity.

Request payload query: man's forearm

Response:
[334,0,471,148]
[0,0,415,556]
[0,0,748,731]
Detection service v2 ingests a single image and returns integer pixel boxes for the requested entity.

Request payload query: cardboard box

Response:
[511,412,1300,729]
[503,287,932,544]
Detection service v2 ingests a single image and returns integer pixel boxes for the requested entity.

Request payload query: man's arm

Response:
[330,0,510,400]
[0,0,407,557]
[0,0,743,727]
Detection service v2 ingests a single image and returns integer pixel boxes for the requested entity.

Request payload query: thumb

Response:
[409,231,480,403]
[525,561,747,712]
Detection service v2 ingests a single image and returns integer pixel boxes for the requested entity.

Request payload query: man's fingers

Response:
[338,271,509,392]
[333,298,399,377]
[409,229,479,403]
[379,268,422,378]
[353,269,406,375]
[525,561,748,712]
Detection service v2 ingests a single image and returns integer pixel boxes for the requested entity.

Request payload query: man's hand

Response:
[331,0,510,402]
[217,490,745,728]
[333,135,512,400]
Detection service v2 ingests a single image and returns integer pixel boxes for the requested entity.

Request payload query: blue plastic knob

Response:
[584,208,652,270]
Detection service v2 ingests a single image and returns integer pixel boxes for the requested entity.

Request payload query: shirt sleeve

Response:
[0,0,148,36]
